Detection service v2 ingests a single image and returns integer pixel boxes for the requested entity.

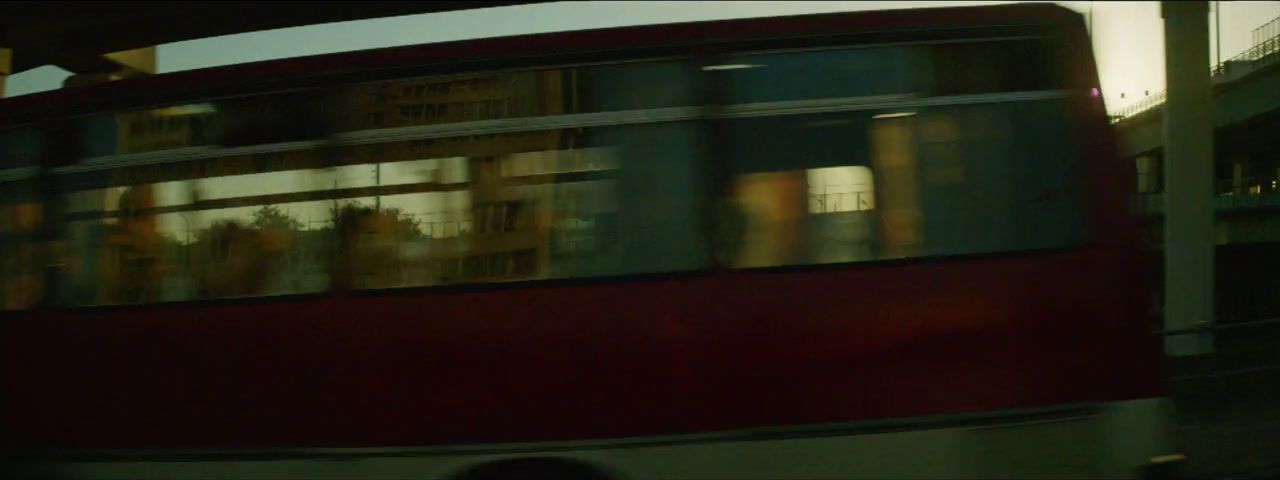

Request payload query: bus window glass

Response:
[715,46,927,104]
[67,60,702,158]
[715,38,1064,106]
[0,128,44,170]
[717,98,1084,268]
[574,61,702,112]
[57,120,706,305]
[928,39,1065,95]
[321,122,707,289]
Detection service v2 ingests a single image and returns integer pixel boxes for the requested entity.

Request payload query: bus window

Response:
[714,46,927,104]
[0,127,44,170]
[714,38,1064,106]
[326,122,706,289]
[714,38,1082,269]
[55,118,706,305]
[574,61,702,113]
[870,115,923,260]
[348,60,701,130]
[717,99,1084,269]
[45,59,701,159]
[0,198,46,310]
[928,39,1065,95]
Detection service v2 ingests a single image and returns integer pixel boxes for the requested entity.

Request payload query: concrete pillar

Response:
[1162,1,1215,356]
[0,48,11,98]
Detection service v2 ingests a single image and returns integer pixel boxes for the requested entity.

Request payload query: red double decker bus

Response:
[1,3,1173,479]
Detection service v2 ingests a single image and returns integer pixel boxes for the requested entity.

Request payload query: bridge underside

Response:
[0,2,551,77]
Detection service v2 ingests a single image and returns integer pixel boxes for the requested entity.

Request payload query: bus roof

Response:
[0,2,1082,128]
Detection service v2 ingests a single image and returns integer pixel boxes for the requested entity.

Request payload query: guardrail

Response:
[1109,91,1166,122]
[1212,34,1280,77]
[1110,30,1280,124]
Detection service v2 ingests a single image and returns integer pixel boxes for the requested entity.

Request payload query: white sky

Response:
[5,1,1280,113]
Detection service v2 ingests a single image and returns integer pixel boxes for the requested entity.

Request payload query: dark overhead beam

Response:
[0,1,555,74]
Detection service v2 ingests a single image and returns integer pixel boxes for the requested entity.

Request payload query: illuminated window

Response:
[807,166,875,213]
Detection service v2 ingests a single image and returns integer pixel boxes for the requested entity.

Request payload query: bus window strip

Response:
[0,32,1063,179]
[59,170,615,221]
[0,21,1066,130]
[11,89,1073,184]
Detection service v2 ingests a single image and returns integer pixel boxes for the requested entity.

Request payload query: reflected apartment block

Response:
[10,61,690,305]
[344,70,573,284]
[115,105,213,155]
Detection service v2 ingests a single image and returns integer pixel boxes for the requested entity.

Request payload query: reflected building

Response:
[338,69,582,285]
[115,105,213,155]
[345,70,568,129]
[23,62,660,305]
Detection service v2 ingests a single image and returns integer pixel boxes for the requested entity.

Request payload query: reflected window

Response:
[807,166,875,213]
[718,100,1084,269]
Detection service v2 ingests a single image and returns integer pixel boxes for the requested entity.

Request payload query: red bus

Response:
[1,3,1174,479]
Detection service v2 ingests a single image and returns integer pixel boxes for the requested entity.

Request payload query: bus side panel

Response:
[1,247,1160,450]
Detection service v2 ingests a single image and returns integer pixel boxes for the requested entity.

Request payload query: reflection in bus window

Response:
[1,201,45,310]
[871,114,923,260]
[731,171,807,268]
[0,128,44,170]
[97,185,167,304]
[54,121,704,306]
[716,39,1063,105]
[193,217,295,298]
[807,166,876,264]
[26,60,702,161]
[716,46,926,104]
[719,100,1083,269]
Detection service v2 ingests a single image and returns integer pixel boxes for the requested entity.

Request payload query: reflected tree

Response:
[325,202,426,290]
[251,204,304,232]
[189,205,304,299]
[323,202,424,240]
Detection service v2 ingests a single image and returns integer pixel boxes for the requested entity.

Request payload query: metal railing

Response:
[1110,26,1280,124]
[1212,34,1280,77]
[1109,91,1166,123]
[1254,16,1280,48]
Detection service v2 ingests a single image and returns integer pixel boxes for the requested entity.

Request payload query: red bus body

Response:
[0,3,1165,478]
